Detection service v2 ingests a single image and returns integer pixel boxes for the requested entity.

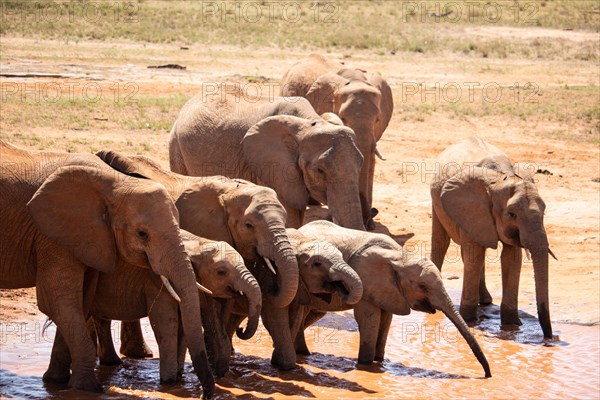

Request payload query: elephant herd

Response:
[0,54,554,398]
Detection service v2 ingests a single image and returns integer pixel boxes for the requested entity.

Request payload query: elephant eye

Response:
[313,261,322,268]
[137,229,149,241]
[217,268,227,276]
[316,167,324,174]
[244,221,254,229]
[418,284,428,293]
[507,211,517,219]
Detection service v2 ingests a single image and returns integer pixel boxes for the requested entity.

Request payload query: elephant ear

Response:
[176,181,233,244]
[351,246,410,315]
[368,74,393,141]
[241,115,309,210]
[305,72,348,114]
[440,167,499,249]
[27,165,117,273]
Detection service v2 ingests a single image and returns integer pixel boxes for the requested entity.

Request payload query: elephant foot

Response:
[270,349,296,371]
[68,373,103,393]
[500,306,523,326]
[120,341,153,358]
[295,348,311,356]
[357,346,375,365]
[479,287,493,306]
[160,376,178,385]
[459,304,479,324]
[42,369,71,385]
[373,355,384,362]
[99,354,123,366]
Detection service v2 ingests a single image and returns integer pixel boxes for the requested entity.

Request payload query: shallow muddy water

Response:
[1,303,598,399]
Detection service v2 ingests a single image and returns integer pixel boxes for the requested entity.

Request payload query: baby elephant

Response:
[90,231,262,381]
[430,137,553,338]
[296,221,491,378]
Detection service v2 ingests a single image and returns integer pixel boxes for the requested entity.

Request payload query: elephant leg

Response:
[119,320,153,358]
[431,207,450,270]
[43,329,72,384]
[148,305,179,383]
[201,296,231,377]
[479,265,493,305]
[261,303,296,370]
[294,310,326,355]
[354,301,381,364]
[374,310,392,362]
[460,243,486,323]
[288,303,306,353]
[500,244,523,326]
[94,318,122,365]
[38,263,101,392]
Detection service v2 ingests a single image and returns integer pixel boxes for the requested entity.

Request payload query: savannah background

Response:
[0,1,598,399]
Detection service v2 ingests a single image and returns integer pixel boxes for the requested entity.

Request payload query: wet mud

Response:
[1,298,598,399]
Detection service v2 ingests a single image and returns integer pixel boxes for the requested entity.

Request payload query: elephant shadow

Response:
[219,352,376,396]
[300,352,471,380]
[474,304,570,346]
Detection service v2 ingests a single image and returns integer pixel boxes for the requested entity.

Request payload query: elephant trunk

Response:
[437,293,491,378]
[148,242,214,397]
[260,225,299,308]
[527,232,553,339]
[234,266,262,340]
[326,181,366,231]
[329,262,363,305]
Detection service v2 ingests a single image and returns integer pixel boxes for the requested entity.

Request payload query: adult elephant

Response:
[90,232,261,380]
[0,142,214,397]
[280,54,394,229]
[96,150,299,368]
[225,228,363,369]
[168,93,365,230]
[295,221,491,378]
[430,137,554,339]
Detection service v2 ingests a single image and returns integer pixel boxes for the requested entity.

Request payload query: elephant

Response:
[168,92,366,230]
[88,232,261,381]
[0,141,214,397]
[294,221,492,378]
[95,150,299,368]
[280,54,394,229]
[430,136,554,339]
[225,228,363,370]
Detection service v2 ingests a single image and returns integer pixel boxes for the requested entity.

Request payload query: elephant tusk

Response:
[238,290,244,296]
[548,247,558,261]
[374,147,386,160]
[263,257,277,275]
[160,276,181,303]
[196,281,213,295]
[525,249,531,261]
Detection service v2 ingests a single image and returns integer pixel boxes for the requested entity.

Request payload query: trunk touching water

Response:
[437,293,492,378]
[329,262,363,305]
[528,233,553,339]
[234,266,262,339]
[260,225,299,308]
[149,243,214,398]
[327,181,366,231]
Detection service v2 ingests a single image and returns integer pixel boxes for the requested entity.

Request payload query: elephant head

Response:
[287,230,363,305]
[177,180,299,308]
[241,114,366,231]
[439,166,552,338]
[96,149,300,309]
[26,165,214,396]
[303,68,393,227]
[183,235,262,340]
